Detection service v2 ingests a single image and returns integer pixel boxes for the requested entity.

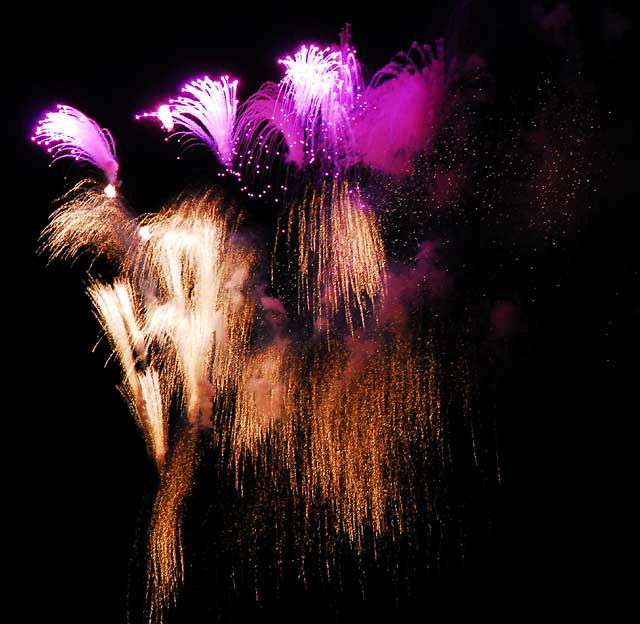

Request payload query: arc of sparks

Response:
[33,104,120,195]
[137,75,239,168]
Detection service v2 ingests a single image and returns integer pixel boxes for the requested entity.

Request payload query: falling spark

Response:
[354,40,446,175]
[147,428,198,623]
[232,338,292,470]
[33,104,120,187]
[305,333,442,549]
[39,179,135,264]
[288,179,386,334]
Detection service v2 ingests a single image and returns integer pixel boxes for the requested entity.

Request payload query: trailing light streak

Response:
[147,429,198,623]
[87,279,168,467]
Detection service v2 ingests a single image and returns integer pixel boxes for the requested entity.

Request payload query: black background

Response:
[8,1,637,622]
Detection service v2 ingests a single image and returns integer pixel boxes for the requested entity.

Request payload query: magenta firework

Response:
[129,27,445,198]
[33,104,120,196]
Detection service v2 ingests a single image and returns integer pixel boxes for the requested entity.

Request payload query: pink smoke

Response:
[379,240,452,326]
[354,41,446,176]
[490,301,519,339]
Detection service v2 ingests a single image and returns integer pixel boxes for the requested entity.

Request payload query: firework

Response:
[38,179,136,264]
[30,25,501,624]
[33,104,120,195]
[235,27,364,194]
[276,40,363,171]
[288,179,386,334]
[138,75,239,168]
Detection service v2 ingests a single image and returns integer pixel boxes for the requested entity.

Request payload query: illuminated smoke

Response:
[354,40,446,175]
[32,104,120,190]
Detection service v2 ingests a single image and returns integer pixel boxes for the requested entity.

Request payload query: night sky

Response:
[9,1,637,622]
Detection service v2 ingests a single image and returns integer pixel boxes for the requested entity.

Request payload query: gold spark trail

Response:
[39,183,470,622]
[288,179,386,335]
[39,179,135,263]
[147,427,199,624]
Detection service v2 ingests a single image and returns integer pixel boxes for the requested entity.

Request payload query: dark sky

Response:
[8,1,637,622]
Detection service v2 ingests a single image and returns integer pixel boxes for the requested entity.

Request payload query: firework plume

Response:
[33,104,120,195]
[138,75,239,168]
[30,23,504,624]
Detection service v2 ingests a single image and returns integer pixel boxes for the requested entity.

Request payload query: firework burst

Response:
[138,75,239,169]
[33,104,120,195]
[235,27,364,197]
[29,24,502,624]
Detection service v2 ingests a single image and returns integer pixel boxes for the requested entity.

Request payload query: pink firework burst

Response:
[32,105,119,185]
[138,75,239,168]
[236,27,364,189]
